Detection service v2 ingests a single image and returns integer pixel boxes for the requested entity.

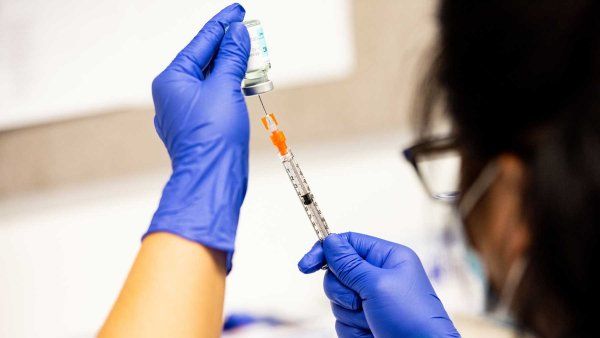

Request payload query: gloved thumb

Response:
[322,234,376,293]
[166,3,245,78]
[211,22,250,83]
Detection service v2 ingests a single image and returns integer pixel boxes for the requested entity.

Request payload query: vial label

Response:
[246,24,270,72]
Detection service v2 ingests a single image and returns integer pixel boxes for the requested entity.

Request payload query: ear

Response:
[493,154,530,263]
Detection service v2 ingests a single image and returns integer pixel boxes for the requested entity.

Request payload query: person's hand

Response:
[298,232,460,338]
[144,3,250,273]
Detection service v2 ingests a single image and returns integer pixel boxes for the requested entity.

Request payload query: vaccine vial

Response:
[242,20,274,96]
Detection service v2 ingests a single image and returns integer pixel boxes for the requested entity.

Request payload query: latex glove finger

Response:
[169,3,246,78]
[298,232,415,273]
[210,22,250,83]
[324,271,362,311]
[335,321,374,338]
[298,241,326,273]
[343,232,416,269]
[321,234,376,292]
[331,303,369,330]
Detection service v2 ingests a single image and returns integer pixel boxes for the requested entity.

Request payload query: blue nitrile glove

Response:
[298,232,460,338]
[144,3,251,273]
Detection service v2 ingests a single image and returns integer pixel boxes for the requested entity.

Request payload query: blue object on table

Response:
[223,313,284,331]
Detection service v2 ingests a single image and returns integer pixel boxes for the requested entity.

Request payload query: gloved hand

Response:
[298,232,460,338]
[144,3,250,273]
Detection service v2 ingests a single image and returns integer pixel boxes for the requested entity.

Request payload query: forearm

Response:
[99,5,249,336]
[98,233,226,338]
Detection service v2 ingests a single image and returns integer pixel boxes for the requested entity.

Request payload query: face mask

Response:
[452,161,529,327]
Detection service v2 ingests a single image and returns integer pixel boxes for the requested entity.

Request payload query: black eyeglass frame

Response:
[402,135,461,202]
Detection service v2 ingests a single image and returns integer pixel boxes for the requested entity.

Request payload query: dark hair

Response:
[418,1,599,336]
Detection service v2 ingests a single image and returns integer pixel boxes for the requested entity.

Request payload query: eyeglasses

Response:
[402,136,461,202]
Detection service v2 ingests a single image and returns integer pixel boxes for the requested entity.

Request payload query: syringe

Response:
[257,95,331,241]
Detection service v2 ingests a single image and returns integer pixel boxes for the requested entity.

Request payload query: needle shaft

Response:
[258,95,268,115]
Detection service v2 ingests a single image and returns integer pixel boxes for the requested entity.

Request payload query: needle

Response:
[258,94,268,116]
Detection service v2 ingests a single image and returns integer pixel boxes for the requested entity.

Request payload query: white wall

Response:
[0,0,354,130]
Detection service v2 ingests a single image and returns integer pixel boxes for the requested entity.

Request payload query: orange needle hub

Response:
[261,113,289,156]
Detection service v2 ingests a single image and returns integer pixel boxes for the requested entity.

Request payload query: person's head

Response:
[416,0,599,336]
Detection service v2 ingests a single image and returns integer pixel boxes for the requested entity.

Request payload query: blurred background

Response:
[0,0,504,337]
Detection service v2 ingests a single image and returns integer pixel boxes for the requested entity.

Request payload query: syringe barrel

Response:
[280,151,331,240]
[260,113,331,241]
